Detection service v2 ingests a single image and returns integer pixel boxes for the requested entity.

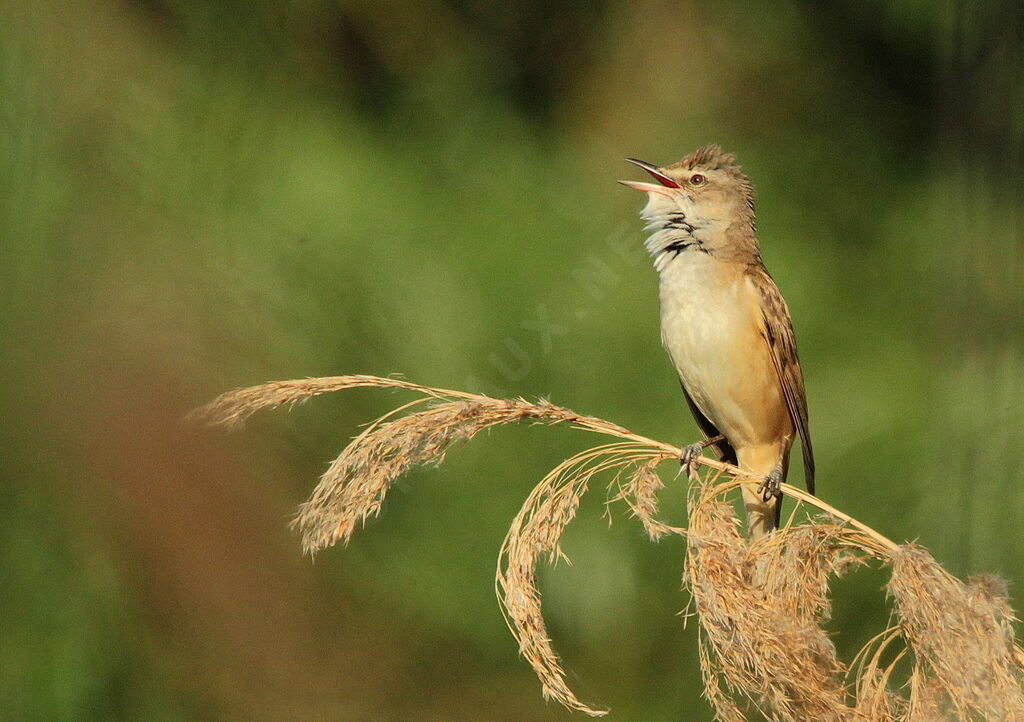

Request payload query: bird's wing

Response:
[679,380,738,466]
[749,266,815,494]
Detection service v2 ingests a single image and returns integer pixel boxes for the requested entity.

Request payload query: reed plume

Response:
[196,375,1024,720]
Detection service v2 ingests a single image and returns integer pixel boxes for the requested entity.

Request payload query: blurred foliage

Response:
[1,0,1022,718]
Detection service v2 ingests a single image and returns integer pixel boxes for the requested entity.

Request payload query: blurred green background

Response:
[2,0,1022,719]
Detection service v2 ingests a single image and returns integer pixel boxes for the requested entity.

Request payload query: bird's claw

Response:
[757,469,784,502]
[679,442,705,479]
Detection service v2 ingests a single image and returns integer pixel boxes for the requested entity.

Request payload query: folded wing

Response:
[749,266,815,494]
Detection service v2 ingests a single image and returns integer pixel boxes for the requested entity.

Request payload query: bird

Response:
[619,145,814,538]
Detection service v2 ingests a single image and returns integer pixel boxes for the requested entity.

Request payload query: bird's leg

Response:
[757,467,784,502]
[679,435,725,479]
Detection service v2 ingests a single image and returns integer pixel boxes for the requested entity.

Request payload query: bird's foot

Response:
[757,468,784,503]
[679,435,724,479]
[679,443,705,479]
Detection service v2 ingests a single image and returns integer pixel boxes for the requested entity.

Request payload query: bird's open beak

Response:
[617,158,680,194]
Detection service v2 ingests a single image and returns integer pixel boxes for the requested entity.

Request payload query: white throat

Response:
[638,194,710,273]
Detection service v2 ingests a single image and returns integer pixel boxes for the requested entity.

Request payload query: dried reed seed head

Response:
[293,396,582,554]
[685,471,867,722]
[190,375,455,429]
[698,637,747,722]
[497,446,669,716]
[196,375,1024,720]
[888,545,1024,721]
[610,459,685,541]
[756,520,868,621]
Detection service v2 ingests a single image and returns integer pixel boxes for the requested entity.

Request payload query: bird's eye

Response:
[690,174,706,185]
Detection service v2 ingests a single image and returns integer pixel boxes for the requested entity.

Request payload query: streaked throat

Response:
[640,207,709,271]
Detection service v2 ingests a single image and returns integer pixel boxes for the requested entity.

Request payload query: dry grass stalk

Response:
[292,396,581,554]
[190,375,473,429]
[496,443,674,716]
[609,457,686,541]
[684,471,868,721]
[888,546,1024,720]
[849,625,910,720]
[196,374,1024,720]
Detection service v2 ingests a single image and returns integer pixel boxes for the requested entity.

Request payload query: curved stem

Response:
[559,417,899,553]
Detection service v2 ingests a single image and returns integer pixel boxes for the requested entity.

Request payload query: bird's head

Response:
[619,145,756,259]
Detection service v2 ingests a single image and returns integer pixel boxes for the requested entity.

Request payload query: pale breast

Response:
[658,254,789,447]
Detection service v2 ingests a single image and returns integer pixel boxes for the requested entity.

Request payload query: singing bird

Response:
[619,145,814,538]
